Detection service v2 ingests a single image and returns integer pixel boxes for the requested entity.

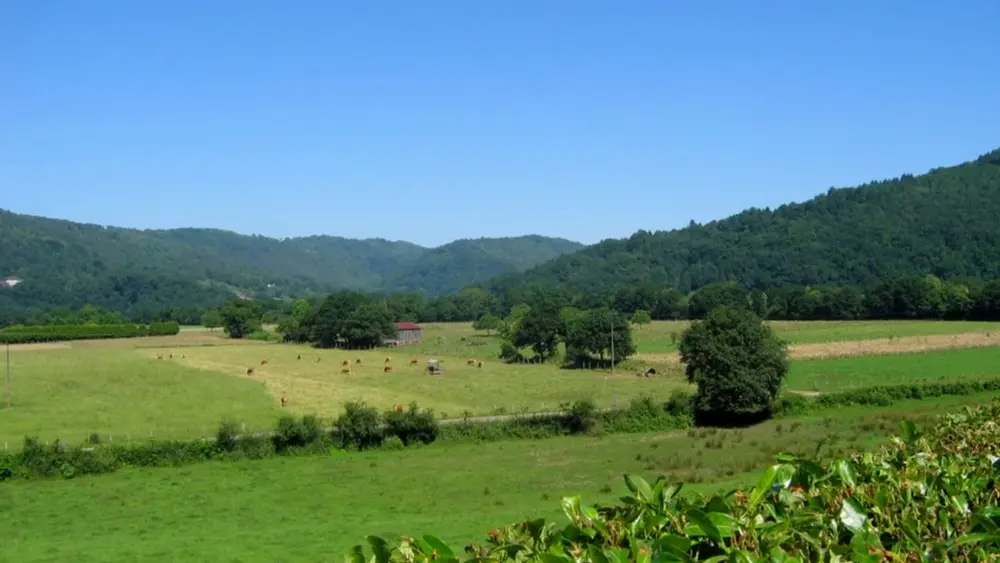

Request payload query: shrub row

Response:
[4,377,999,482]
[351,400,1000,561]
[0,321,180,344]
[772,377,1000,417]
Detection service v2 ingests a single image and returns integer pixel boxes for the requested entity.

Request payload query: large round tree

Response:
[678,305,789,426]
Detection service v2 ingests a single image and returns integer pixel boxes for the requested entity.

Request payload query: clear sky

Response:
[2,1,998,247]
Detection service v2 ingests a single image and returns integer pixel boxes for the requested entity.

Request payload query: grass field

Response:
[4,392,998,562]
[785,345,1000,392]
[0,347,282,447]
[3,320,1000,445]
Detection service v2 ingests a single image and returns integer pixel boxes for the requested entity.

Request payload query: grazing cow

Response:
[297,354,302,360]
[393,403,405,412]
[467,359,476,365]
[477,361,484,368]
[156,354,163,360]
[246,367,255,375]
[355,358,362,365]
[341,366,351,374]
[409,357,418,365]
[385,357,391,364]
[280,396,288,407]
[383,365,393,373]
[342,360,350,367]
[169,354,174,359]
[260,359,268,366]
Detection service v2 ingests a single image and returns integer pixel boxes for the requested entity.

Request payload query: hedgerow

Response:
[4,377,1000,482]
[349,400,1000,561]
[0,321,180,343]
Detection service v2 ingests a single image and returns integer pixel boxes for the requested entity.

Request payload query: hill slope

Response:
[0,211,582,316]
[383,236,584,295]
[483,148,1000,297]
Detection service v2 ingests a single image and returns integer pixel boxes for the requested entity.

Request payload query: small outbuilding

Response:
[384,321,423,346]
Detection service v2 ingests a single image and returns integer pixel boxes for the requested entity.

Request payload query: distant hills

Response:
[5,146,1000,320]
[481,148,1000,299]
[0,210,583,315]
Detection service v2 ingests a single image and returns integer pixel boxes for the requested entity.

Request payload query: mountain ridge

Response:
[477,147,1000,301]
[0,209,584,316]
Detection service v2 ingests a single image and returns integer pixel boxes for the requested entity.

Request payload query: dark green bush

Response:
[272,414,325,453]
[383,402,439,446]
[563,399,600,434]
[336,401,383,450]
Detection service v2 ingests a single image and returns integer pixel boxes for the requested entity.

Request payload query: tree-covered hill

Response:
[383,235,584,295]
[0,210,583,316]
[482,148,1000,299]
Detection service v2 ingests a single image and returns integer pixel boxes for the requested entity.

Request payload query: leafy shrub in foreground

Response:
[351,400,1000,561]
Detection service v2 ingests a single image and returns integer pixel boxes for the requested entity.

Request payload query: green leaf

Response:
[587,545,611,563]
[749,465,779,508]
[365,536,392,563]
[625,473,655,503]
[540,555,573,563]
[685,508,723,543]
[345,545,366,563]
[839,498,867,534]
[653,534,693,561]
[833,460,856,487]
[420,535,455,560]
[561,495,583,522]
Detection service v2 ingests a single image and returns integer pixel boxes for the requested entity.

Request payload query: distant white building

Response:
[1,276,22,288]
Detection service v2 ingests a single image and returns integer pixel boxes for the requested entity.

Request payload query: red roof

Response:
[396,322,421,331]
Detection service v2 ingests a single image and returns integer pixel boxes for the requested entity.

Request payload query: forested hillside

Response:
[383,235,583,295]
[0,210,582,320]
[483,148,1000,300]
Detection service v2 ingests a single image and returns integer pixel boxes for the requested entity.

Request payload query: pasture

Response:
[5,392,999,562]
[0,347,282,448]
[785,345,1000,392]
[3,320,1000,445]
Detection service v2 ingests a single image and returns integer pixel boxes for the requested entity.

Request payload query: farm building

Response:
[384,321,423,346]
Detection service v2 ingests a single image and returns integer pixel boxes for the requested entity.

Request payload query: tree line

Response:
[8,272,1000,334]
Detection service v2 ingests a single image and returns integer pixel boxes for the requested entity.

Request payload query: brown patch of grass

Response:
[787,331,999,360]
[637,331,1000,363]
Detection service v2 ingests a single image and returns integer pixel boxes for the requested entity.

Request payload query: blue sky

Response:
[2,1,998,247]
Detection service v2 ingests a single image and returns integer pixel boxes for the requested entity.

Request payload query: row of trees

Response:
[11,273,1000,334]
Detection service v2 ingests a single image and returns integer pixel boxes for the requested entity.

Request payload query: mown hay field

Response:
[5,392,999,562]
[3,320,1000,445]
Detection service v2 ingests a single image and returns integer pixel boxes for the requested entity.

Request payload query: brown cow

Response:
[467,358,476,365]
[280,396,288,407]
[342,360,350,366]
[385,357,391,364]
[246,367,255,375]
[260,359,268,366]
[355,358,362,365]
[409,357,418,365]
[393,403,405,412]
[157,354,163,360]
[477,361,484,368]
[297,354,302,360]
[341,366,351,374]
[383,365,393,373]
